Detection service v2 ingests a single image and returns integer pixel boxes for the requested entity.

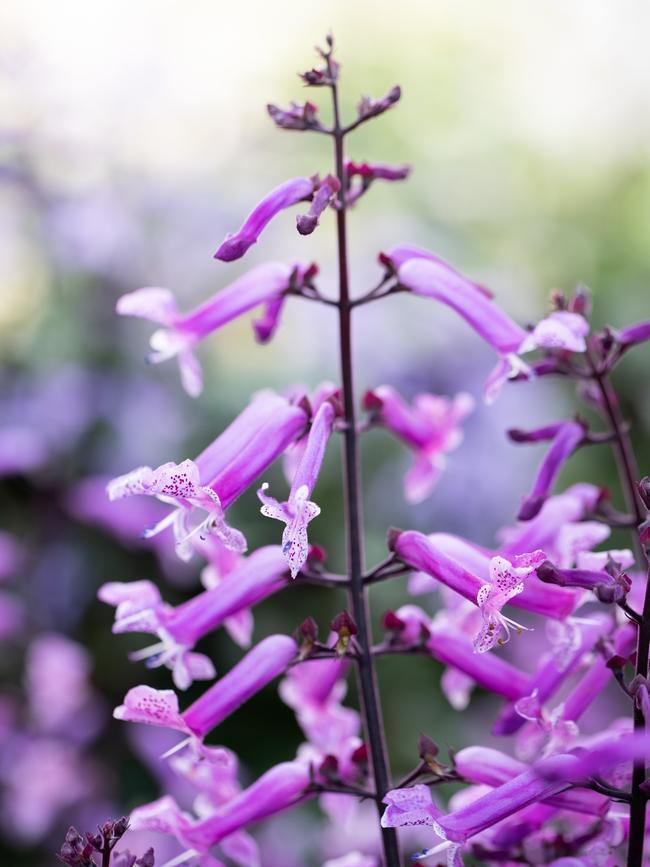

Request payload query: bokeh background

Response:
[1,1,649,864]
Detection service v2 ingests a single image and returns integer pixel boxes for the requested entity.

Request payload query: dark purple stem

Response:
[328,58,401,867]
[588,359,647,867]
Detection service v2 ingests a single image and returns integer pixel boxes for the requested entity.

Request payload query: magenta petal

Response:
[113,686,190,734]
[381,784,441,828]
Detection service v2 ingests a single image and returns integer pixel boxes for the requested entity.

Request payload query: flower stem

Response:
[328,62,401,867]
[589,361,648,867]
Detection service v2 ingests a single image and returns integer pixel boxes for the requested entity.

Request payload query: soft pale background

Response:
[1,2,649,864]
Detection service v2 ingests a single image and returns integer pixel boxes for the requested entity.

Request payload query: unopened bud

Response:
[569,283,592,317]
[638,477,650,511]
[330,610,358,655]
[357,85,401,121]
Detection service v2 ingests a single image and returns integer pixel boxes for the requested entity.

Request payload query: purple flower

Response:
[516,421,587,520]
[258,401,335,577]
[296,175,340,235]
[181,634,296,737]
[394,530,549,650]
[115,635,297,742]
[561,623,636,722]
[214,177,316,261]
[107,458,247,558]
[498,483,610,568]
[116,262,298,395]
[387,247,589,402]
[107,391,308,560]
[536,559,631,603]
[99,546,288,688]
[411,754,580,857]
[453,746,608,817]
[410,531,580,620]
[131,761,312,857]
[392,250,527,353]
[364,386,474,503]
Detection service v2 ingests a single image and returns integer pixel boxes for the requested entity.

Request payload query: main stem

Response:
[591,364,647,867]
[330,77,401,867]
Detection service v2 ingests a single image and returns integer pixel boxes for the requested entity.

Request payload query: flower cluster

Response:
[100,35,650,867]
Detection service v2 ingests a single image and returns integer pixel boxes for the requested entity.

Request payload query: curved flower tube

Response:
[387,247,589,403]
[214,177,316,261]
[296,175,340,235]
[517,421,587,520]
[116,262,298,395]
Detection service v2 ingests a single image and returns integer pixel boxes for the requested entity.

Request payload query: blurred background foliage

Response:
[0,1,648,864]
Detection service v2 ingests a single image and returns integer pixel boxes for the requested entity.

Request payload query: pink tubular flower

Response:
[179,761,312,852]
[114,634,296,742]
[214,177,316,261]
[416,754,579,854]
[107,391,308,560]
[516,421,587,520]
[296,175,340,235]
[410,531,580,620]
[394,531,552,649]
[388,247,589,402]
[116,262,297,396]
[258,401,335,577]
[364,386,474,503]
[99,546,288,689]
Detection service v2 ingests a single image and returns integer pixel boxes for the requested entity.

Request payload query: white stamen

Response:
[161,736,193,759]
[157,849,199,867]
[128,641,167,662]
